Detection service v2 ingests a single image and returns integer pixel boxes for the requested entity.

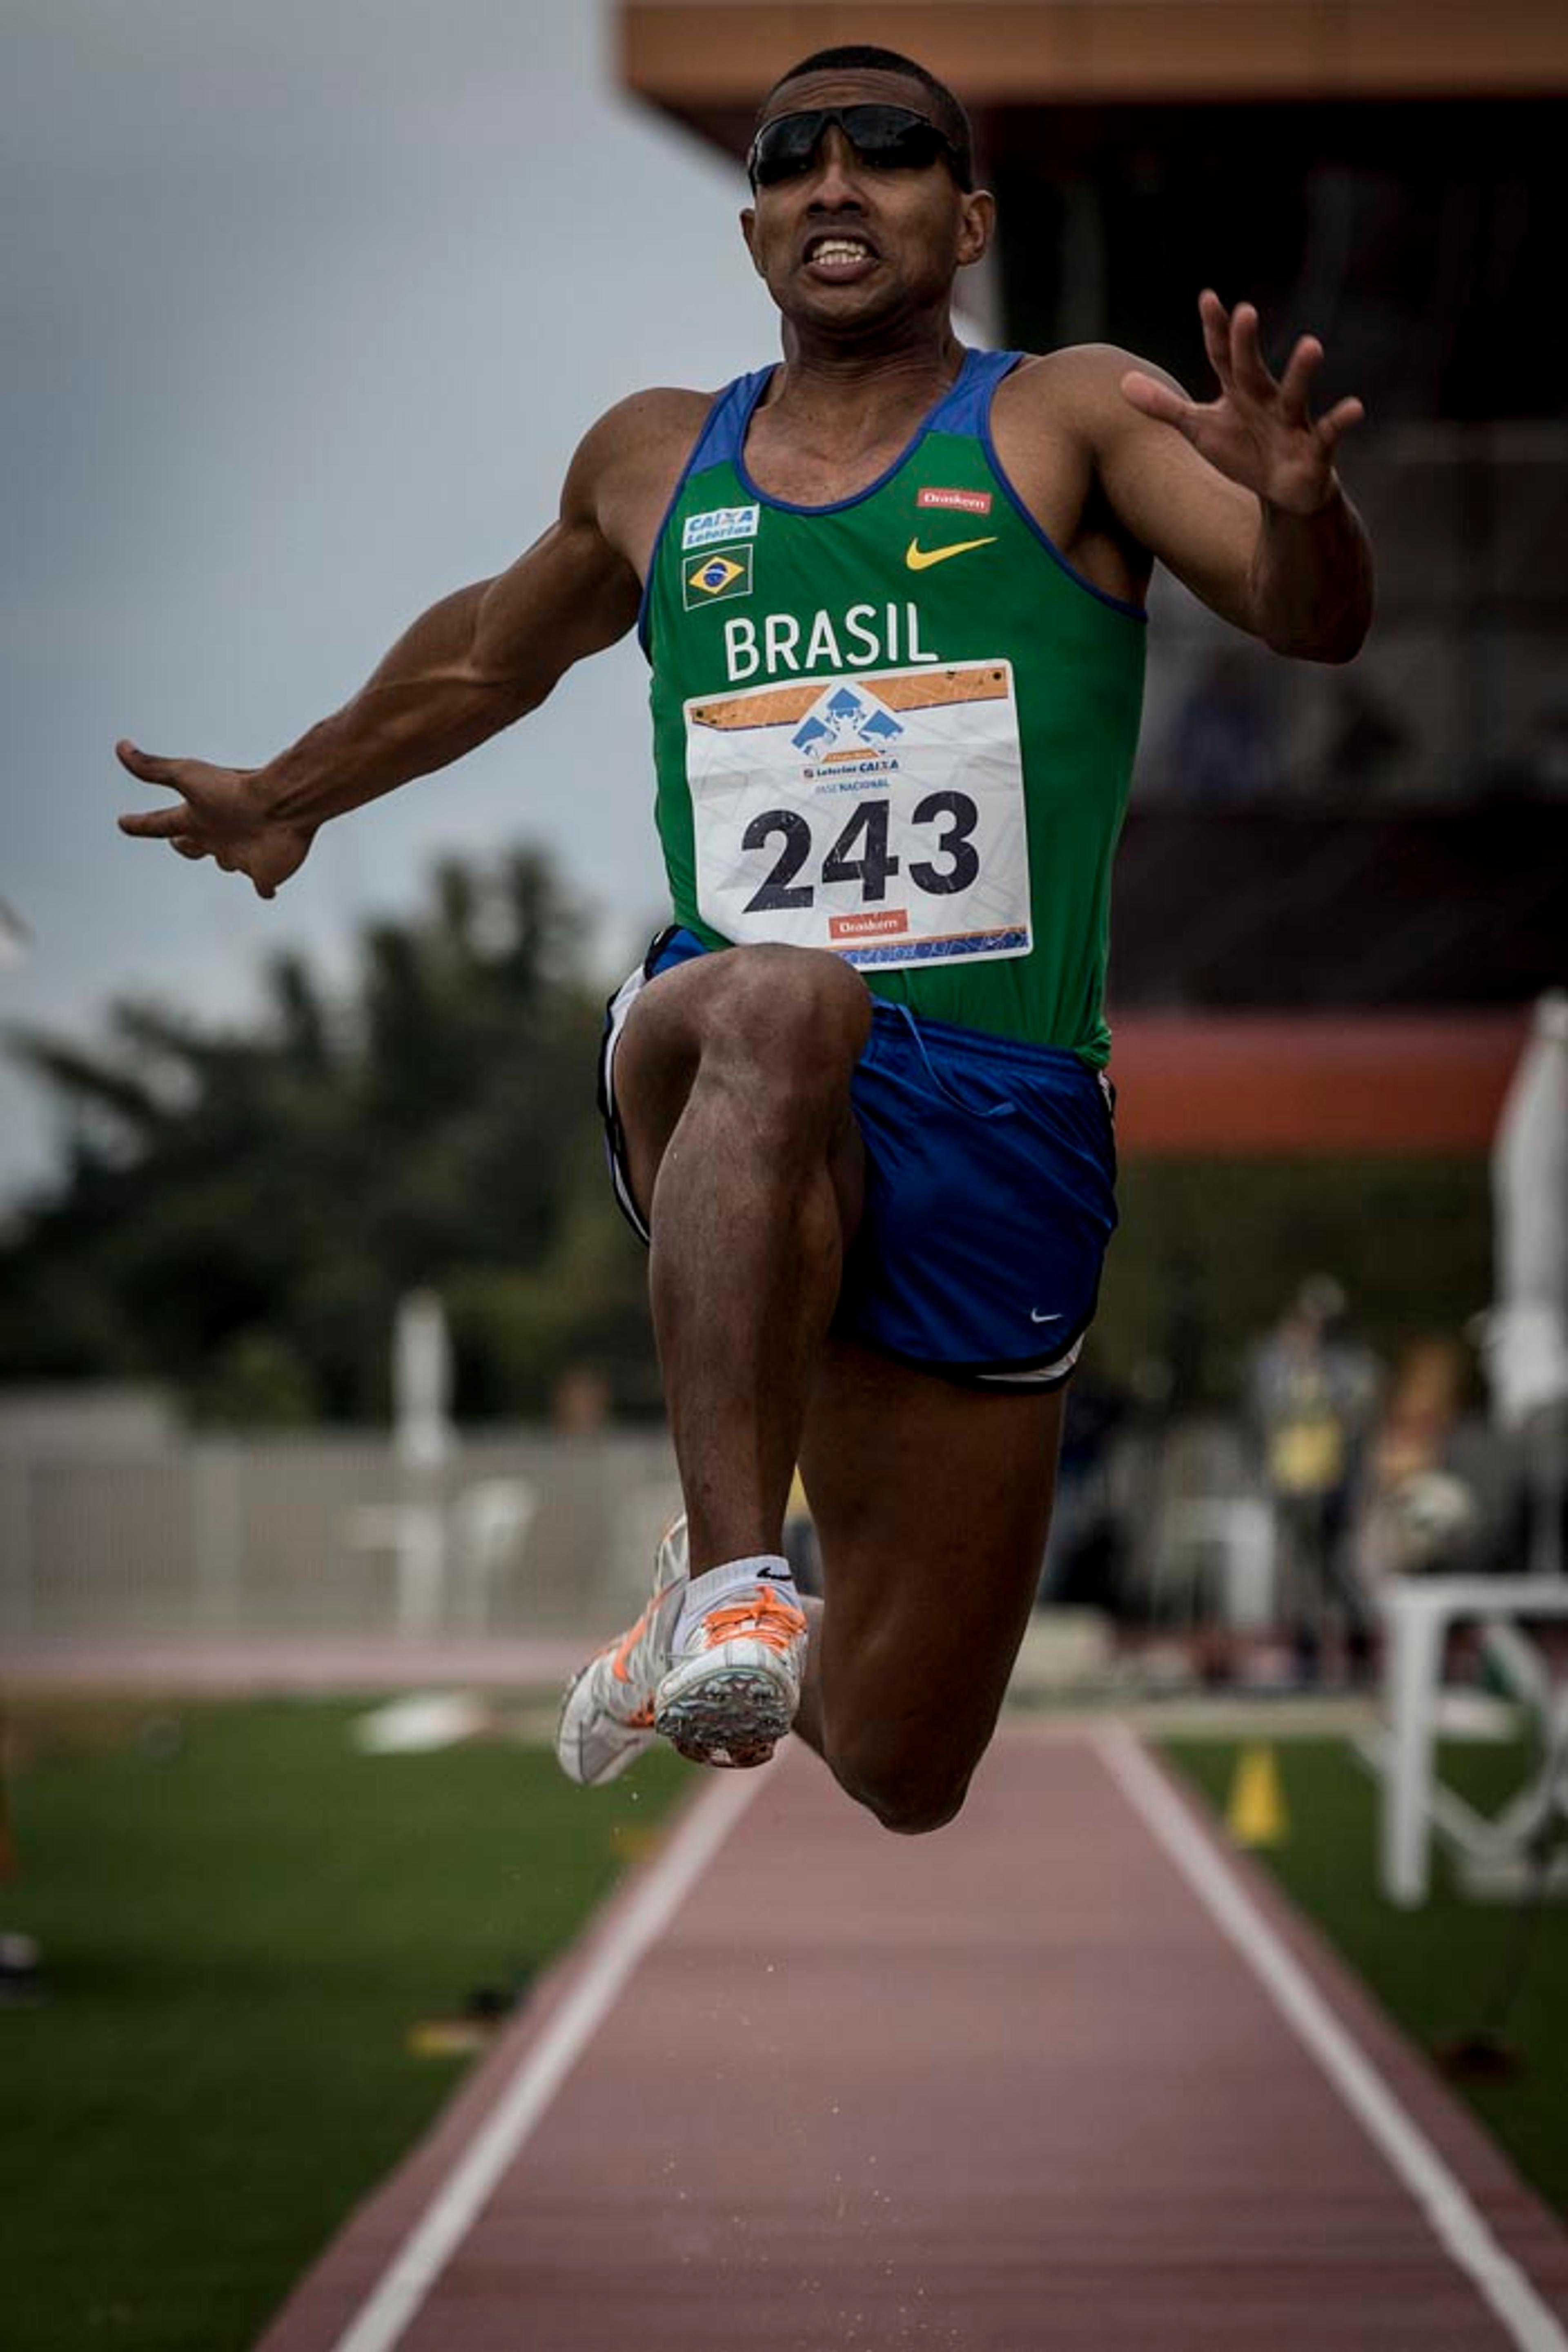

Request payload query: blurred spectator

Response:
[1479,705,1568,804]
[551,1365,611,1433]
[1323,677,1409,799]
[1246,1275,1381,1682]
[1038,1351,1129,1611]
[1158,1250,1208,1413]
[1167,649,1276,801]
[1354,1336,1482,1586]
[1477,1302,1568,1579]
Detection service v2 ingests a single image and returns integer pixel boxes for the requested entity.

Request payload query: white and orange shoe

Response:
[555,1518,689,1788]
[654,1569,808,1770]
[557,1521,809,1784]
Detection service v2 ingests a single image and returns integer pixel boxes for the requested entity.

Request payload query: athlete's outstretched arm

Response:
[115,404,650,898]
[1103,290,1373,662]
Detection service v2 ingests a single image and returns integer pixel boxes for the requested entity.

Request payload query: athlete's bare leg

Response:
[797,1341,1064,1832]
[613,943,871,1575]
[613,944,1064,1831]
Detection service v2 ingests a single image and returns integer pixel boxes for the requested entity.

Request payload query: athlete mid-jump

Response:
[117,46,1372,1831]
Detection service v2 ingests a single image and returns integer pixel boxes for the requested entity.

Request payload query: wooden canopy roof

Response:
[619,1,1567,120]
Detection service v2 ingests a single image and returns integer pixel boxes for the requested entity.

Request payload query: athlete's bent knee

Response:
[830,1752,971,1837]
[708,947,871,1095]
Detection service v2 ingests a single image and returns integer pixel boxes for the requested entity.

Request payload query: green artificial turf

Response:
[0,1698,692,2352]
[1164,1735,1568,2219]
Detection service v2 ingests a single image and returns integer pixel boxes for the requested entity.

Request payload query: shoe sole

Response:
[654,1662,795,1769]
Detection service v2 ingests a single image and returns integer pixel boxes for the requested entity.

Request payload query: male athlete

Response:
[116,47,1372,1832]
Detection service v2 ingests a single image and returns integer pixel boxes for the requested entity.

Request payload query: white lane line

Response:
[330,1766,768,2352]
[1096,1724,1568,2352]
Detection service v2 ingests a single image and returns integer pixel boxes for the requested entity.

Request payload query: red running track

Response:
[258,1729,1568,2352]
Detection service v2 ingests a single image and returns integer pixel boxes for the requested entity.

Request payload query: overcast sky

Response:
[0,0,797,1204]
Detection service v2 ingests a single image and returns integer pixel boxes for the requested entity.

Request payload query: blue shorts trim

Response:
[597,929,1118,1392]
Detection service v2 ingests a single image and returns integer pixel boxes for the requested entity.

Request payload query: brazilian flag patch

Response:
[682,543,754,610]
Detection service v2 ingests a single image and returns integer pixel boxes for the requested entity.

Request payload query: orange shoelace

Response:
[696,1586,807,1655]
[608,1599,657,1686]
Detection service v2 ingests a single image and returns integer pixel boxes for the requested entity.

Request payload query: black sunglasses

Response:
[747,104,971,192]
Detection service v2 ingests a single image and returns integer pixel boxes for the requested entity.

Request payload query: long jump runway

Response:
[259,1729,1568,2352]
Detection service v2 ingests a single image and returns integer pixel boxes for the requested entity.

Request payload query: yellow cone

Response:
[1226,1743,1287,1847]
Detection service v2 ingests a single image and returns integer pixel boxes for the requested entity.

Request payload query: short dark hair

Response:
[760,45,974,191]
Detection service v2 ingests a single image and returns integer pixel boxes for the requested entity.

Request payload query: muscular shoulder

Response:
[571,386,715,487]
[564,386,716,577]
[988,346,1179,597]
[996,344,1183,450]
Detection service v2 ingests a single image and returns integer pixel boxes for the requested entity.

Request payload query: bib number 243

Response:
[742,790,978,913]
[686,657,1031,967]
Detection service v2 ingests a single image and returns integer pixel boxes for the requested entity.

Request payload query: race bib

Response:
[685,660,1032,969]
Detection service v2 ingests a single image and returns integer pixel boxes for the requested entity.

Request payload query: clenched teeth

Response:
[808,238,872,264]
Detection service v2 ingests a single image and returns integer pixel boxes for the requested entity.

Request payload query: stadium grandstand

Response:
[617,0,1568,1152]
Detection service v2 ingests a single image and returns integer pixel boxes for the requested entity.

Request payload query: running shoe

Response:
[555,1517,690,1788]
[654,1572,808,1769]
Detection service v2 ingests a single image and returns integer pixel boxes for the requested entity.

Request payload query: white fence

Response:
[0,1426,681,1644]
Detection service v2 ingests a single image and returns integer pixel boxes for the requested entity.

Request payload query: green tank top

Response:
[640,348,1146,1063]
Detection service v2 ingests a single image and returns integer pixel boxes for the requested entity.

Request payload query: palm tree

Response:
[0,849,657,1421]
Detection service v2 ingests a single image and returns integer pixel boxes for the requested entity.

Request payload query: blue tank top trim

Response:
[635,374,772,659]
[921,345,1022,437]
[639,352,992,653]
[635,345,1134,652]
[981,409,1149,624]
[692,348,1025,473]
[728,347,1025,518]
[684,366,775,475]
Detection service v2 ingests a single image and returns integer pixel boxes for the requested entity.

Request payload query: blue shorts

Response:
[598,929,1118,1391]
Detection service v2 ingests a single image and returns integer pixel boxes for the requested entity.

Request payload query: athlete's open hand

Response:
[1120,290,1363,516]
[116,741,315,900]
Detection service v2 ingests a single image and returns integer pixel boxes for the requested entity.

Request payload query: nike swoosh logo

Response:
[1030,1310,1064,1325]
[904,534,999,571]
